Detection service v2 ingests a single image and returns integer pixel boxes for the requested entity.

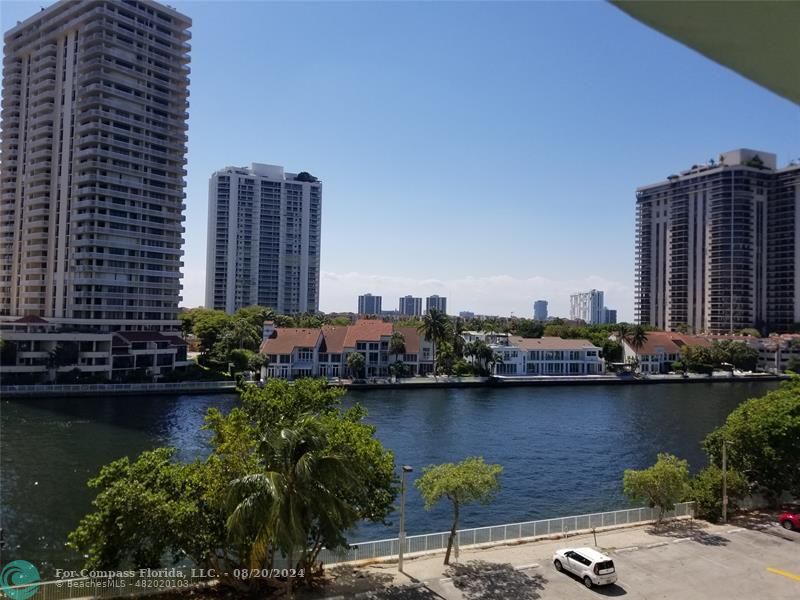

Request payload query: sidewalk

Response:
[302,517,708,598]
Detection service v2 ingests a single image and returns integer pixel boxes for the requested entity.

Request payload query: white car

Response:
[552,547,617,588]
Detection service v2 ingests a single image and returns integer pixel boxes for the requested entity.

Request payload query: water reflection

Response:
[0,381,776,575]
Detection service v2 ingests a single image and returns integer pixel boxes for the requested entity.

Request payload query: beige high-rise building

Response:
[0,0,191,382]
[1,0,190,326]
[635,149,800,334]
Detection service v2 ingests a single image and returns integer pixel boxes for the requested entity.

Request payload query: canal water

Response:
[0,381,777,575]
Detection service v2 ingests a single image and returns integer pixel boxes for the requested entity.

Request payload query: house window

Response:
[356,342,367,350]
[298,349,313,361]
[404,353,418,362]
[369,352,379,363]
[318,353,328,363]
[369,342,379,350]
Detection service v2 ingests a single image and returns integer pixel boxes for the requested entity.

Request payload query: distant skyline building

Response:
[570,290,605,324]
[205,163,321,314]
[398,295,422,316]
[459,311,475,320]
[358,293,382,315]
[635,148,800,333]
[425,295,447,315]
[534,300,548,321]
[603,308,617,324]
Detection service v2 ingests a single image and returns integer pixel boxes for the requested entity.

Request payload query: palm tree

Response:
[451,317,465,360]
[418,309,449,380]
[226,416,356,591]
[630,325,649,352]
[346,351,365,380]
[615,323,632,346]
[388,331,406,364]
[488,351,504,375]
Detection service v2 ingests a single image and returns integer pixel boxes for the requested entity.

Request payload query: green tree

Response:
[234,305,274,331]
[388,331,406,365]
[682,345,715,374]
[69,379,396,590]
[786,356,800,374]
[248,352,268,375]
[193,309,234,355]
[510,318,544,339]
[346,352,365,379]
[623,453,689,522]
[227,348,255,374]
[226,416,357,591]
[703,378,800,503]
[67,448,226,571]
[418,309,449,379]
[415,457,503,565]
[685,466,749,523]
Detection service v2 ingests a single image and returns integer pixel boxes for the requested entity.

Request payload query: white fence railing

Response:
[2,502,694,600]
[305,501,695,566]
[0,381,235,396]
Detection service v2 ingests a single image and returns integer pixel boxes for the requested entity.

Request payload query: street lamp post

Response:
[398,465,413,572]
[722,440,732,523]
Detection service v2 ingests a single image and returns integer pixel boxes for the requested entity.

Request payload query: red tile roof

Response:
[394,327,422,353]
[260,328,321,355]
[627,331,711,355]
[321,325,348,353]
[343,319,393,348]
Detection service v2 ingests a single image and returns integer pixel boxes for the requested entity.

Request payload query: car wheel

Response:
[554,560,563,572]
[781,520,794,530]
[583,576,593,588]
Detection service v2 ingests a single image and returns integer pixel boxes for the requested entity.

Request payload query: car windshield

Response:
[596,560,615,573]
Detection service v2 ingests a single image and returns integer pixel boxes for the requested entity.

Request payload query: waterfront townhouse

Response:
[260,324,323,379]
[621,331,711,374]
[462,331,604,376]
[259,320,434,380]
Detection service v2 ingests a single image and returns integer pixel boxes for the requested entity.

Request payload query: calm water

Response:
[0,381,778,575]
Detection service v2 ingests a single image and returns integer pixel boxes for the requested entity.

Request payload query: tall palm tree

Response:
[451,317,465,360]
[630,325,649,352]
[226,417,356,589]
[615,323,632,346]
[418,309,449,379]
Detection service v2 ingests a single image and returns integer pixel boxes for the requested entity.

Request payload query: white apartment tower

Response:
[205,163,321,314]
[635,149,800,333]
[570,289,604,324]
[0,0,191,326]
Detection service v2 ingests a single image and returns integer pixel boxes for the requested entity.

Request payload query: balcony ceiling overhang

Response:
[611,0,800,106]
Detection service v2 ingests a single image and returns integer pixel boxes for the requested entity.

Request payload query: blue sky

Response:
[3,1,798,319]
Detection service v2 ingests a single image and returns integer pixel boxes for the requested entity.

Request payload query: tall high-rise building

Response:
[205,163,321,314]
[635,149,800,333]
[358,293,381,315]
[1,0,191,325]
[425,295,447,314]
[533,300,548,321]
[570,290,604,324]
[398,295,422,316]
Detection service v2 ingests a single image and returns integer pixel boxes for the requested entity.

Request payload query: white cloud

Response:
[320,271,632,321]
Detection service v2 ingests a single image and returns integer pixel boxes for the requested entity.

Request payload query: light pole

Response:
[398,465,413,573]
[722,440,733,523]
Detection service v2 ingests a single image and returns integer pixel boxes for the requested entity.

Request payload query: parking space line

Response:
[767,568,800,582]
[672,537,692,543]
[727,528,745,534]
[616,546,639,553]
[647,542,668,548]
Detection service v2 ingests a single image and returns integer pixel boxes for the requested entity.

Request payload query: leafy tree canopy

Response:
[415,457,502,564]
[703,378,800,501]
[623,453,689,521]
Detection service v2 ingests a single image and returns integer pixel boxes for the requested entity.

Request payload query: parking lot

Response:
[310,516,800,599]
